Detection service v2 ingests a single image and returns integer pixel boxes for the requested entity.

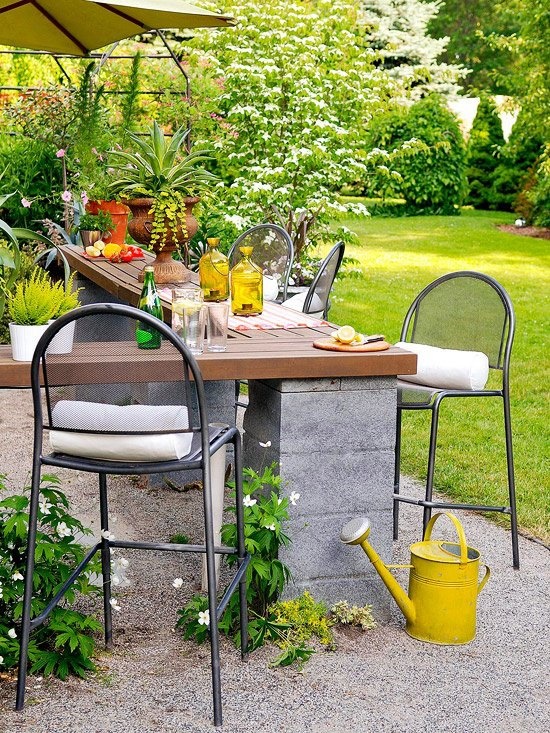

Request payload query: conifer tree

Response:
[466,96,505,209]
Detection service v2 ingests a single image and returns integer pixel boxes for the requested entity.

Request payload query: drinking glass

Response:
[206,301,229,352]
[172,288,205,355]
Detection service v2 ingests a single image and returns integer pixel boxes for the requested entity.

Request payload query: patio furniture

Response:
[392,271,519,568]
[282,241,345,319]
[15,303,250,727]
[228,224,294,302]
[7,243,417,614]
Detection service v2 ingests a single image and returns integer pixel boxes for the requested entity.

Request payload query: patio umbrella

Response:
[0,0,235,56]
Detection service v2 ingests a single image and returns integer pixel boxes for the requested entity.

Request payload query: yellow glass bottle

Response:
[230,245,263,316]
[199,237,229,302]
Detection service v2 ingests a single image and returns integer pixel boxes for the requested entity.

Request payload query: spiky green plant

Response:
[107,121,216,199]
[107,122,218,251]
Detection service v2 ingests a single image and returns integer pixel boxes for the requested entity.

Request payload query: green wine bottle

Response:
[136,266,163,349]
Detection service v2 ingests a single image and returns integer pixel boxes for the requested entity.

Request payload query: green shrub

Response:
[366,95,467,214]
[0,474,102,678]
[466,96,506,210]
[0,136,62,227]
[527,146,550,227]
[489,109,545,213]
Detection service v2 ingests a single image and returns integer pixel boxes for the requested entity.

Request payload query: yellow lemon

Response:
[103,243,122,259]
[335,325,356,344]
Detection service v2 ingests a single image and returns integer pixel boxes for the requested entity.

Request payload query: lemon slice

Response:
[353,333,364,343]
[335,325,356,344]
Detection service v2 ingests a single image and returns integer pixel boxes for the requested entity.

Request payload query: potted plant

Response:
[7,268,81,360]
[108,121,217,283]
[76,210,114,248]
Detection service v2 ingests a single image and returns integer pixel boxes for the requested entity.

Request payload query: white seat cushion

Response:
[281,291,324,318]
[395,342,490,391]
[49,401,192,462]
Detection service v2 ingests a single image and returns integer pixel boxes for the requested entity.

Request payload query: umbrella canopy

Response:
[0,0,235,56]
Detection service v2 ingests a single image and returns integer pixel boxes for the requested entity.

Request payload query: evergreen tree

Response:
[489,109,545,212]
[362,0,465,99]
[466,96,505,209]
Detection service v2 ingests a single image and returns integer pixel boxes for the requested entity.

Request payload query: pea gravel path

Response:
[0,388,548,733]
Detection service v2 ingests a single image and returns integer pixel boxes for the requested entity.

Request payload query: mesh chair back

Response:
[304,241,345,319]
[229,224,294,300]
[403,272,514,370]
[33,305,203,456]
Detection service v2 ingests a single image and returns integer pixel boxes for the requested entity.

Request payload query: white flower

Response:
[0,655,4,665]
[243,495,257,507]
[56,522,71,538]
[289,491,300,506]
[172,578,184,589]
[39,499,52,515]
[259,440,271,448]
[112,575,121,586]
[198,610,210,626]
[8,628,17,639]
[118,557,129,568]
[11,571,24,581]
[266,523,276,531]
[101,529,114,540]
[109,598,121,612]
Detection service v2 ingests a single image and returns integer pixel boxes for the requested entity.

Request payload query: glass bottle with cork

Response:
[199,237,229,302]
[230,245,263,315]
[136,266,163,349]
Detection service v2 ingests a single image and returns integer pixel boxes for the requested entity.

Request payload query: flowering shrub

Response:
[0,474,102,679]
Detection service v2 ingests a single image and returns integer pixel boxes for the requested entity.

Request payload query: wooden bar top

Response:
[0,245,416,387]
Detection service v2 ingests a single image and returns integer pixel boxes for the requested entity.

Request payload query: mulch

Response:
[498,224,550,240]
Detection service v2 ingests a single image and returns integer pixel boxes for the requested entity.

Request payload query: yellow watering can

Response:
[340,512,490,645]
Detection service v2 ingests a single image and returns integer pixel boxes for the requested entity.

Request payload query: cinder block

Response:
[278,450,395,516]
[279,510,392,583]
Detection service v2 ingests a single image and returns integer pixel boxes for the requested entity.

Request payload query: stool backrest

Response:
[401,271,515,372]
[229,224,294,300]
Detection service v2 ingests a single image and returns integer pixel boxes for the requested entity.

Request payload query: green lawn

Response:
[326,208,549,541]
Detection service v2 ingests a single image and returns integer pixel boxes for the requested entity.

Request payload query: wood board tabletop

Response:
[0,245,416,387]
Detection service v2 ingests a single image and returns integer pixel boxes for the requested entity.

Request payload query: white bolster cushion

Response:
[49,401,192,462]
[396,342,490,391]
[281,291,324,318]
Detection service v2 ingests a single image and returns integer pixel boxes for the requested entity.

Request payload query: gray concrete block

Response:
[340,376,396,391]
[277,450,395,516]
[279,510,392,582]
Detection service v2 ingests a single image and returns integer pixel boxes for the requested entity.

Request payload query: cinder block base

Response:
[244,377,397,619]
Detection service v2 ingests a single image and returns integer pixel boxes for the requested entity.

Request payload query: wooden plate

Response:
[313,338,391,353]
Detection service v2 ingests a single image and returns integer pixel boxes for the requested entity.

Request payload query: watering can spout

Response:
[340,517,416,625]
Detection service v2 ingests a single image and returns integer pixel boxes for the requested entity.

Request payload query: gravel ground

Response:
[0,388,548,733]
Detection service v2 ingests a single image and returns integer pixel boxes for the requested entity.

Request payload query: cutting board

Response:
[313,338,391,353]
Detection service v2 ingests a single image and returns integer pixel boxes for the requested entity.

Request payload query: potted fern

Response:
[108,121,217,283]
[8,268,81,360]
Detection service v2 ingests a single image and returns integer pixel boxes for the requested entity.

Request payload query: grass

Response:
[325,207,549,542]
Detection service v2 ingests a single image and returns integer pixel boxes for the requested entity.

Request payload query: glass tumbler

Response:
[172,288,205,355]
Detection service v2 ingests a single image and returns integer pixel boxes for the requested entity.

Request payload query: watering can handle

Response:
[478,564,491,595]
[423,512,469,564]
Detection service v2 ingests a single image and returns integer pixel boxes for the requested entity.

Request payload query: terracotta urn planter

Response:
[86,199,130,245]
[125,196,200,284]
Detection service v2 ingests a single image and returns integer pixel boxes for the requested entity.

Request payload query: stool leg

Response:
[393,405,403,540]
[503,392,520,568]
[423,401,441,536]
[99,473,113,647]
[15,462,42,710]
[233,435,249,661]
[202,459,223,726]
